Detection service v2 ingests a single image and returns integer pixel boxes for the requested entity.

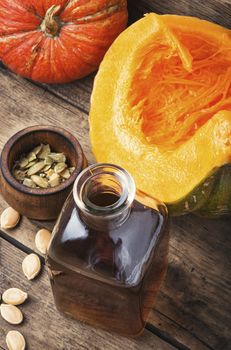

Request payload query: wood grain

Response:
[0,238,176,350]
[0,67,230,349]
[0,66,93,163]
[150,215,231,350]
[128,0,231,29]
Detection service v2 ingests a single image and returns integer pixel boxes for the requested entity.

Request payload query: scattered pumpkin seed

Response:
[22,253,41,280]
[2,288,28,306]
[1,207,20,229]
[6,330,26,350]
[35,229,52,254]
[31,175,49,189]
[37,144,51,159]
[49,152,66,163]
[0,304,23,325]
[48,173,60,187]
[27,161,45,176]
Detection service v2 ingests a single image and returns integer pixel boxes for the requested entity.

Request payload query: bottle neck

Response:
[73,164,136,230]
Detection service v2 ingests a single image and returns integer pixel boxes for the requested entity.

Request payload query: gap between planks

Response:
[150,310,214,350]
[0,62,92,116]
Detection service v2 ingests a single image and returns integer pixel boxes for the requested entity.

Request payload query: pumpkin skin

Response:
[0,0,127,83]
[90,14,231,217]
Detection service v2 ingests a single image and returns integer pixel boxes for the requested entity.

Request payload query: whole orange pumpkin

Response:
[0,0,127,83]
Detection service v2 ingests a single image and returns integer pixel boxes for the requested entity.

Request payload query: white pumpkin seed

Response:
[35,229,52,254]
[22,253,41,280]
[54,162,67,174]
[48,173,60,187]
[2,288,28,306]
[27,161,45,176]
[38,144,51,159]
[49,152,66,163]
[0,304,23,325]
[60,169,71,179]
[1,208,20,229]
[6,330,26,350]
[23,178,36,188]
[31,175,49,188]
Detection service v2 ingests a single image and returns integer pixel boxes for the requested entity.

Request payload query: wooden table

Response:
[0,2,231,349]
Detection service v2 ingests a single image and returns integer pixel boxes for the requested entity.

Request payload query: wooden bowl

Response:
[0,126,86,220]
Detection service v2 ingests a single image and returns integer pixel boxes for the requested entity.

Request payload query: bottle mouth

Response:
[73,163,136,216]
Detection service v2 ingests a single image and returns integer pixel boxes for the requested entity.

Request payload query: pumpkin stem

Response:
[41,5,61,37]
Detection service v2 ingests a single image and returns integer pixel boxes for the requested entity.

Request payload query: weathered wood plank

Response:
[0,66,93,164]
[0,238,176,350]
[128,0,231,29]
[0,67,230,349]
[150,216,231,350]
[0,63,94,116]
[39,73,94,114]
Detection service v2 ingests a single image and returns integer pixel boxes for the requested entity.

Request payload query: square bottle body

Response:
[47,194,169,337]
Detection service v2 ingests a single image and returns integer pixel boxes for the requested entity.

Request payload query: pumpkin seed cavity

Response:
[12,144,75,189]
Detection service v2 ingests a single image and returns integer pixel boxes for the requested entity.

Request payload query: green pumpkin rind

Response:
[195,164,231,217]
[168,165,231,217]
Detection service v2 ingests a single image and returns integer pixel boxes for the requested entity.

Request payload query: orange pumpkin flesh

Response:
[0,0,128,83]
[90,14,231,208]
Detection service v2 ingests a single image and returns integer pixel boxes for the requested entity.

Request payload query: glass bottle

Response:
[46,164,169,337]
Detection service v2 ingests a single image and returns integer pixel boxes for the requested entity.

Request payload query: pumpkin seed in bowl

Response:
[12,144,74,189]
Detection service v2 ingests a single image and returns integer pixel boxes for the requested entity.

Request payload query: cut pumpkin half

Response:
[90,14,231,216]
